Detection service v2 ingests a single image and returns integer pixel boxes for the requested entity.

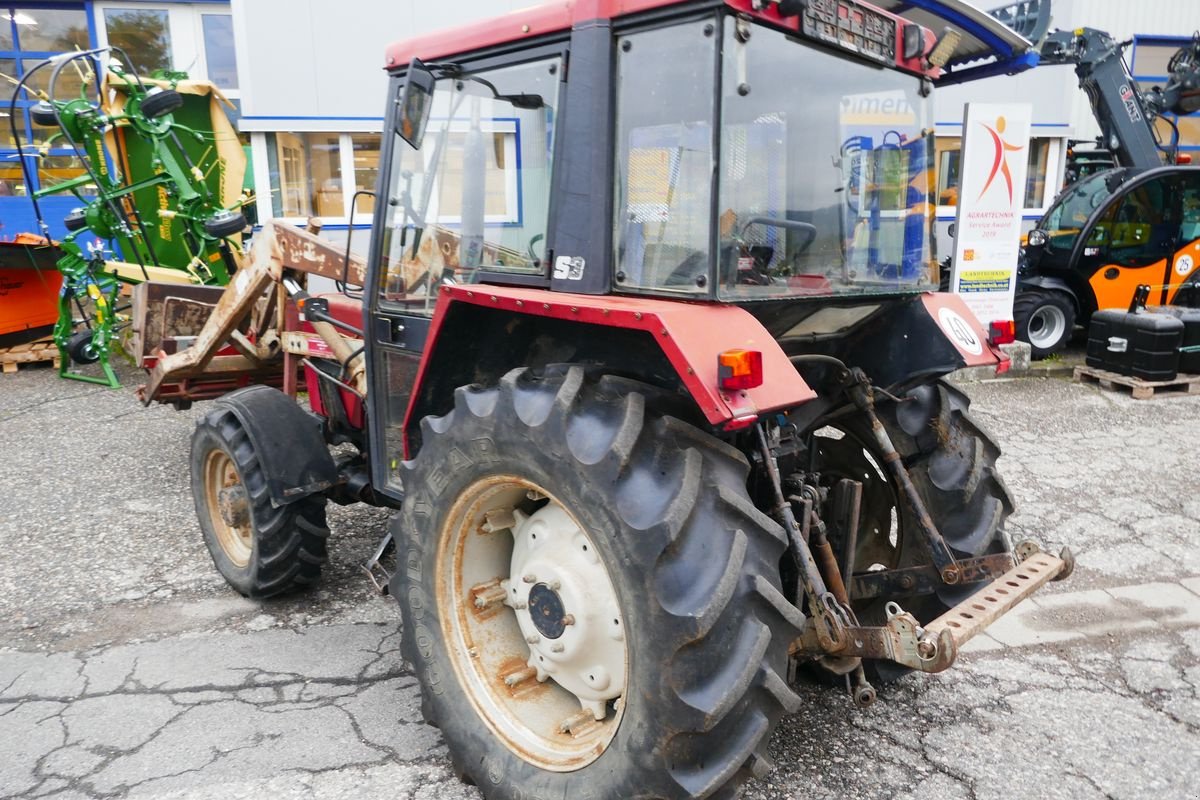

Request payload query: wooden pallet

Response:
[1073,365,1200,399]
[0,337,60,374]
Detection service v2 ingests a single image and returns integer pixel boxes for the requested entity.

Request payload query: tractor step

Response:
[924,548,1073,650]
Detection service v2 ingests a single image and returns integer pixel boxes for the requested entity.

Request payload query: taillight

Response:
[718,349,763,390]
[989,320,1017,346]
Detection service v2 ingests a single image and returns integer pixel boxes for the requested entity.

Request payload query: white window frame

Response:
[935,134,1066,222]
[257,122,521,228]
[94,2,238,98]
[256,131,383,225]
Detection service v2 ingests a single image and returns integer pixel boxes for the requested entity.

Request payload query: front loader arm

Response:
[137,220,368,405]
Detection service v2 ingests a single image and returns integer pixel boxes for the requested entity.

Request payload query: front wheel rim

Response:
[203,449,252,567]
[1027,305,1067,349]
[436,475,628,772]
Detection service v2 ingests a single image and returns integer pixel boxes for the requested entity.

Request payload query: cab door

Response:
[1085,173,1180,310]
[1166,171,1200,305]
[364,57,564,501]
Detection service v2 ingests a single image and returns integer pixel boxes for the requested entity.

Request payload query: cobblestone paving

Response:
[1,361,1198,799]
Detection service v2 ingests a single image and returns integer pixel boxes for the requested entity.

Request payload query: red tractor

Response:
[142,1,1072,797]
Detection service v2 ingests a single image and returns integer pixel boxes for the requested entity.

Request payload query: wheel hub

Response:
[217,485,249,529]
[528,583,568,639]
[503,504,627,722]
[1028,305,1066,349]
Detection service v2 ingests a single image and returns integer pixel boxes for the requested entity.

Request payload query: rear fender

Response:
[402,285,816,454]
[824,293,1005,392]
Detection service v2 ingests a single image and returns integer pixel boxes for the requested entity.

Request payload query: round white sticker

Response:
[938,307,984,357]
[1176,254,1195,277]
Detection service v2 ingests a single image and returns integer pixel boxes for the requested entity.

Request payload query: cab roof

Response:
[383,0,1036,83]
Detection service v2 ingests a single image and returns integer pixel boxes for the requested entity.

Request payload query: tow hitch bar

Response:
[794,546,1073,673]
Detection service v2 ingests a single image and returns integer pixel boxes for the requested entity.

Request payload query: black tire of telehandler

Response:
[140,88,183,119]
[394,366,806,800]
[1014,289,1076,359]
[190,407,329,598]
[814,379,1014,684]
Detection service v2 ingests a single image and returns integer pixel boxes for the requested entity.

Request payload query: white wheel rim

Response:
[436,476,628,771]
[1028,305,1067,349]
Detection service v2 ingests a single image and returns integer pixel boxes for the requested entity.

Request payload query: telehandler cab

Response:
[140,1,1073,797]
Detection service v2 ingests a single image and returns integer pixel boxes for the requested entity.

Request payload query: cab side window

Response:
[1181,177,1200,244]
[1100,177,1177,265]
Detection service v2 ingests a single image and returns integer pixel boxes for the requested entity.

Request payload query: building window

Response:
[95,3,238,97]
[0,5,96,200]
[1132,37,1199,151]
[936,136,1056,213]
[200,13,235,90]
[103,8,171,75]
[266,132,381,221]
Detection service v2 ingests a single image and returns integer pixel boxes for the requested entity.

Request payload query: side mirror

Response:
[396,58,436,149]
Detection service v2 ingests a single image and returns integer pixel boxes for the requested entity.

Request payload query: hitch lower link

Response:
[758,371,1073,702]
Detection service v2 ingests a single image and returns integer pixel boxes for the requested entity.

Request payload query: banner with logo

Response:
[949,103,1033,326]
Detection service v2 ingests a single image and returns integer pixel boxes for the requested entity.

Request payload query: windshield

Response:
[1041,170,1126,252]
[377,58,561,313]
[718,22,936,299]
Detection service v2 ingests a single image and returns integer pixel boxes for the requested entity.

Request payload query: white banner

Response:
[949,103,1033,326]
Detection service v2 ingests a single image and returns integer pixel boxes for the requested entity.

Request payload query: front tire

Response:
[190,407,329,598]
[1014,290,1076,358]
[395,367,805,800]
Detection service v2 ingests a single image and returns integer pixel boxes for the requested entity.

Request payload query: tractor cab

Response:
[363,0,1035,491]
[376,11,941,308]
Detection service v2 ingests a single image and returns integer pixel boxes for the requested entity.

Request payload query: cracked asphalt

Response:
[2,359,1199,799]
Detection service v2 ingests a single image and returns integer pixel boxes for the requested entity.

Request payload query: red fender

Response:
[403,284,816,441]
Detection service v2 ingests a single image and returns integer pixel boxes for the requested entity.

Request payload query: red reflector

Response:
[995,353,1012,376]
[989,320,1017,346]
[718,349,763,390]
[1178,153,1193,165]
[723,414,760,432]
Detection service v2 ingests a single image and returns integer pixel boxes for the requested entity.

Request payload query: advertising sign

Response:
[949,103,1033,326]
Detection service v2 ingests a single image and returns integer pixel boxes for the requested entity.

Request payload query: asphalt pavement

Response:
[1,358,1199,800]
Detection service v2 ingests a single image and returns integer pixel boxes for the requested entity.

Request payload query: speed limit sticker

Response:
[1177,254,1195,277]
[938,307,984,356]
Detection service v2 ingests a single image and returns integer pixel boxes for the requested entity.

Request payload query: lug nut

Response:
[503,666,538,687]
[523,574,537,584]
[562,614,575,626]
[550,643,565,653]
[526,634,540,644]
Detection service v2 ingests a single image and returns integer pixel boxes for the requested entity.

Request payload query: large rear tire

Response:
[394,367,805,800]
[190,407,330,598]
[810,379,1014,683]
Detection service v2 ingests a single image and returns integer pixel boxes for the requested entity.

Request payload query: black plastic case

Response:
[1086,309,1184,381]
[1149,305,1200,375]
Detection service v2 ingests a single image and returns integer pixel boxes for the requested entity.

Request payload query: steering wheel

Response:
[738,216,818,253]
[527,233,545,263]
